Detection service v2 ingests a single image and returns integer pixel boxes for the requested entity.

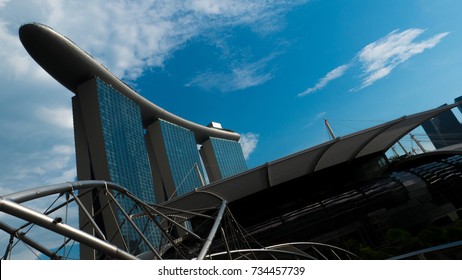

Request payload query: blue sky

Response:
[1,0,462,258]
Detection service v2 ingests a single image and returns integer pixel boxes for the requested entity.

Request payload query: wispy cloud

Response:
[239,132,259,160]
[186,54,276,92]
[354,29,449,91]
[304,112,327,128]
[298,64,350,97]
[37,0,305,81]
[36,107,74,130]
[298,28,449,96]
[0,1,307,81]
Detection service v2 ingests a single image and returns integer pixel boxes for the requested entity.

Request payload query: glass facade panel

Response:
[421,109,462,149]
[210,137,247,179]
[159,119,205,196]
[96,78,159,250]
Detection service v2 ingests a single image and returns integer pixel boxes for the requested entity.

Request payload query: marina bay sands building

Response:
[19,23,247,258]
[72,60,247,207]
[75,77,209,203]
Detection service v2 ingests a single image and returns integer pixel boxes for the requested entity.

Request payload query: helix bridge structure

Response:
[0,181,359,260]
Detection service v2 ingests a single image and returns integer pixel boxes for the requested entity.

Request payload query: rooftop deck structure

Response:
[19,23,239,144]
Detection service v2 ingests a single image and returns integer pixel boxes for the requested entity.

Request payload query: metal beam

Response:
[197,200,227,260]
[0,197,138,260]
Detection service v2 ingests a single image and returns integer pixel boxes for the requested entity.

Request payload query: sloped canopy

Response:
[159,102,461,213]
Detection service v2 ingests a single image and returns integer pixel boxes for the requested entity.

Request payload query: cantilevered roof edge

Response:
[19,22,240,143]
[158,102,461,212]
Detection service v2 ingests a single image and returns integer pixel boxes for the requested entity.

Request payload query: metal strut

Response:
[197,200,227,260]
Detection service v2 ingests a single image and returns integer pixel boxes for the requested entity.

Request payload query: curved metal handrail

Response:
[205,241,360,260]
[0,196,138,260]
[388,240,462,260]
[0,180,231,260]
[2,180,127,203]
[1,181,359,260]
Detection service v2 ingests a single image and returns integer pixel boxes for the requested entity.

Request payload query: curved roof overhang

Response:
[19,23,240,143]
[158,102,461,214]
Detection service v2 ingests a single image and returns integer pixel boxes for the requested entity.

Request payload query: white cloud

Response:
[0,22,40,79]
[298,64,350,97]
[188,0,241,15]
[355,29,449,90]
[1,0,299,82]
[0,143,75,189]
[29,0,305,81]
[304,112,327,128]
[186,54,276,92]
[298,28,449,96]
[0,0,304,92]
[239,132,259,160]
[44,168,76,185]
[0,0,9,8]
[36,107,74,130]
